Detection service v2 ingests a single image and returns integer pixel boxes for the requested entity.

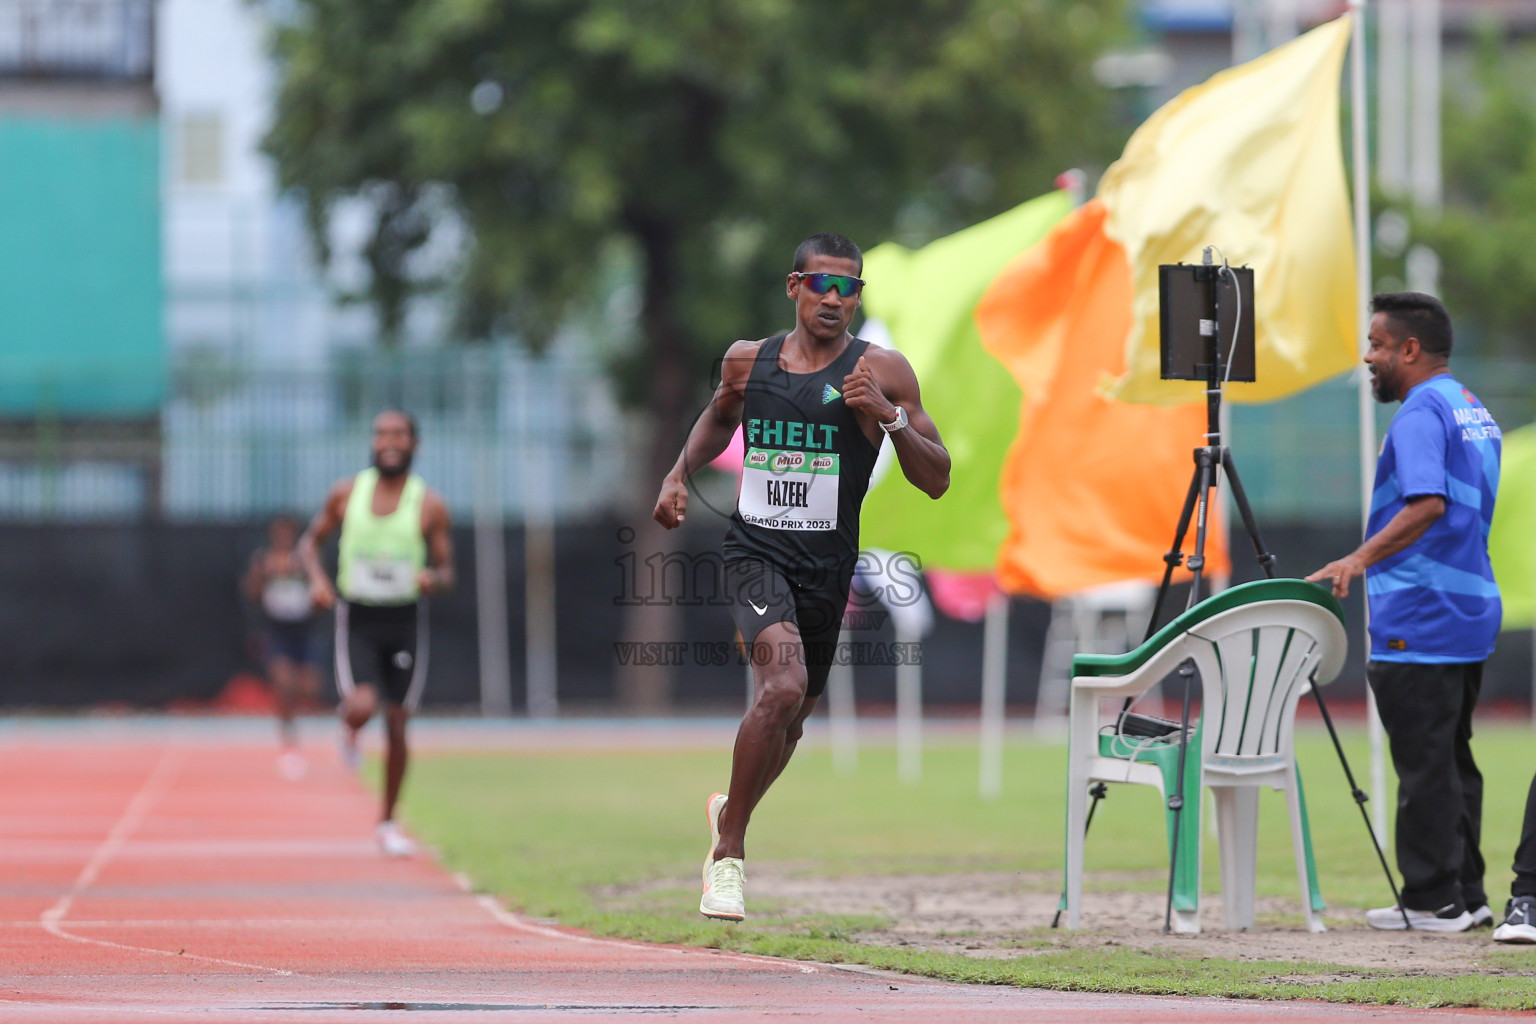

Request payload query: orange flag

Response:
[975,200,1229,599]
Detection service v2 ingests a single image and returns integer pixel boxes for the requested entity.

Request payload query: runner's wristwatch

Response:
[879,406,909,433]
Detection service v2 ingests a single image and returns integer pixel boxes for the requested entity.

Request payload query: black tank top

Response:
[722,333,881,586]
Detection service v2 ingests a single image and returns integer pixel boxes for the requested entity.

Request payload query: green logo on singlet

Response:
[745,418,838,449]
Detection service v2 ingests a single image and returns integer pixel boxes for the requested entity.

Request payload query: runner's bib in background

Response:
[738,448,839,531]
[337,468,428,606]
[343,555,420,604]
[262,577,313,622]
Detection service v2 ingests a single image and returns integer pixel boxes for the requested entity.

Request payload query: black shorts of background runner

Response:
[725,557,851,699]
[335,600,429,710]
[262,621,313,666]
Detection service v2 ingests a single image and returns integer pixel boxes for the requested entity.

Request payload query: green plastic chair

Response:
[1061,578,1347,934]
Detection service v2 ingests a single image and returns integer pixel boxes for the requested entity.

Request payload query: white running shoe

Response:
[277,749,308,781]
[1366,902,1474,932]
[702,792,728,889]
[700,857,745,921]
[1494,897,1536,943]
[375,820,416,858]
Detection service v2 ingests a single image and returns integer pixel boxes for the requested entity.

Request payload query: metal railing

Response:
[160,348,630,522]
[0,352,1529,525]
[0,346,633,523]
[1230,358,1536,523]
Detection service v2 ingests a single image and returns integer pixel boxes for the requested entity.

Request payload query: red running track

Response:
[0,721,1515,1023]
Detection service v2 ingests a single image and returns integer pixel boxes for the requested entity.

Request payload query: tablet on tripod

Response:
[1159,262,1256,382]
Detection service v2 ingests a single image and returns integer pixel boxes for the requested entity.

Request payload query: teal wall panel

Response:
[0,116,162,416]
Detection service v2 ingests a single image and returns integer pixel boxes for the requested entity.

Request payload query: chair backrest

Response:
[1184,596,1347,772]
[1073,579,1347,772]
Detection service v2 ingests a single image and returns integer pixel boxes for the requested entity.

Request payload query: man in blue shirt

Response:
[1309,292,1501,933]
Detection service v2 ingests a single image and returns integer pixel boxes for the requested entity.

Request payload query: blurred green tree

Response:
[264,0,1128,477]
[1391,26,1536,357]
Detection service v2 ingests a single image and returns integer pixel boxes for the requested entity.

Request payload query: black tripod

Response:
[1060,255,1409,934]
[1140,312,1272,933]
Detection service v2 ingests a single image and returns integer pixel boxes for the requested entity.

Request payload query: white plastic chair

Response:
[1062,579,1347,934]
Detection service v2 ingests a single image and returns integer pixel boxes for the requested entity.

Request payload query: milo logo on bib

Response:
[738,446,839,532]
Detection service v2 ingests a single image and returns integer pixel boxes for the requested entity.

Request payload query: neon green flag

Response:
[859,190,1073,571]
[1099,16,1358,405]
[1490,423,1536,630]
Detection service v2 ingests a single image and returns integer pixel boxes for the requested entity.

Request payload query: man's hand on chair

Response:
[1306,555,1367,599]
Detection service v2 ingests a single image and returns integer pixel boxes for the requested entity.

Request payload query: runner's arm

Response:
[418,492,456,594]
[843,349,949,499]
[241,550,266,604]
[654,339,758,529]
[298,479,351,609]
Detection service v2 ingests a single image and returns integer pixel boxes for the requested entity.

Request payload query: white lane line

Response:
[1,838,378,862]
[459,877,817,974]
[37,750,293,977]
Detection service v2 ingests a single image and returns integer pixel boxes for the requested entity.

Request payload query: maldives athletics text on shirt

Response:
[1366,375,1502,663]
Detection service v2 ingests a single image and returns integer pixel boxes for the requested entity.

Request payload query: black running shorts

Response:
[335,600,428,710]
[724,557,850,699]
[263,620,314,666]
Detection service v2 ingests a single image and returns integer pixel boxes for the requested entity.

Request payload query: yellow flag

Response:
[1100,15,1357,405]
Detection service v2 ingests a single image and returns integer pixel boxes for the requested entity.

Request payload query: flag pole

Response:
[1349,0,1389,840]
[978,589,1009,799]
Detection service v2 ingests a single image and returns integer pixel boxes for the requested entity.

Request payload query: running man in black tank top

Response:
[653,233,950,921]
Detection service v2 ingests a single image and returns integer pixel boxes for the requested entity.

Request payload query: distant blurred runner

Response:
[243,514,320,780]
[299,410,455,857]
[654,233,950,921]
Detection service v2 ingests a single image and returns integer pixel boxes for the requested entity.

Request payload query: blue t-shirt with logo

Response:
[1366,375,1501,663]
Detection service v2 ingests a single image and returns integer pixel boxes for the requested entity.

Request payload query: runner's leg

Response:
[754,581,843,798]
[334,600,372,752]
[342,684,378,732]
[382,702,409,822]
[757,694,820,803]
[270,655,300,747]
[713,619,806,862]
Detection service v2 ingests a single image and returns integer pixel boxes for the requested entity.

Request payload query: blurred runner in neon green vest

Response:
[300,410,455,857]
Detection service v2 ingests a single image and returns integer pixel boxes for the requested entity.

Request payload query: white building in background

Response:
[159,0,381,367]
[148,0,627,522]
[160,0,472,365]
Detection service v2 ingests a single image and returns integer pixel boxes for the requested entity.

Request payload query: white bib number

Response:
[347,556,418,603]
[738,448,839,531]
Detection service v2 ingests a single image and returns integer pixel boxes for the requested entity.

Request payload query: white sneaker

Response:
[700,857,745,921]
[1366,902,1474,932]
[375,820,416,858]
[277,749,308,781]
[1494,897,1536,943]
[702,792,728,889]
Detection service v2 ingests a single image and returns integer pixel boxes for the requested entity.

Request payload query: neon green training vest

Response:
[337,468,428,606]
